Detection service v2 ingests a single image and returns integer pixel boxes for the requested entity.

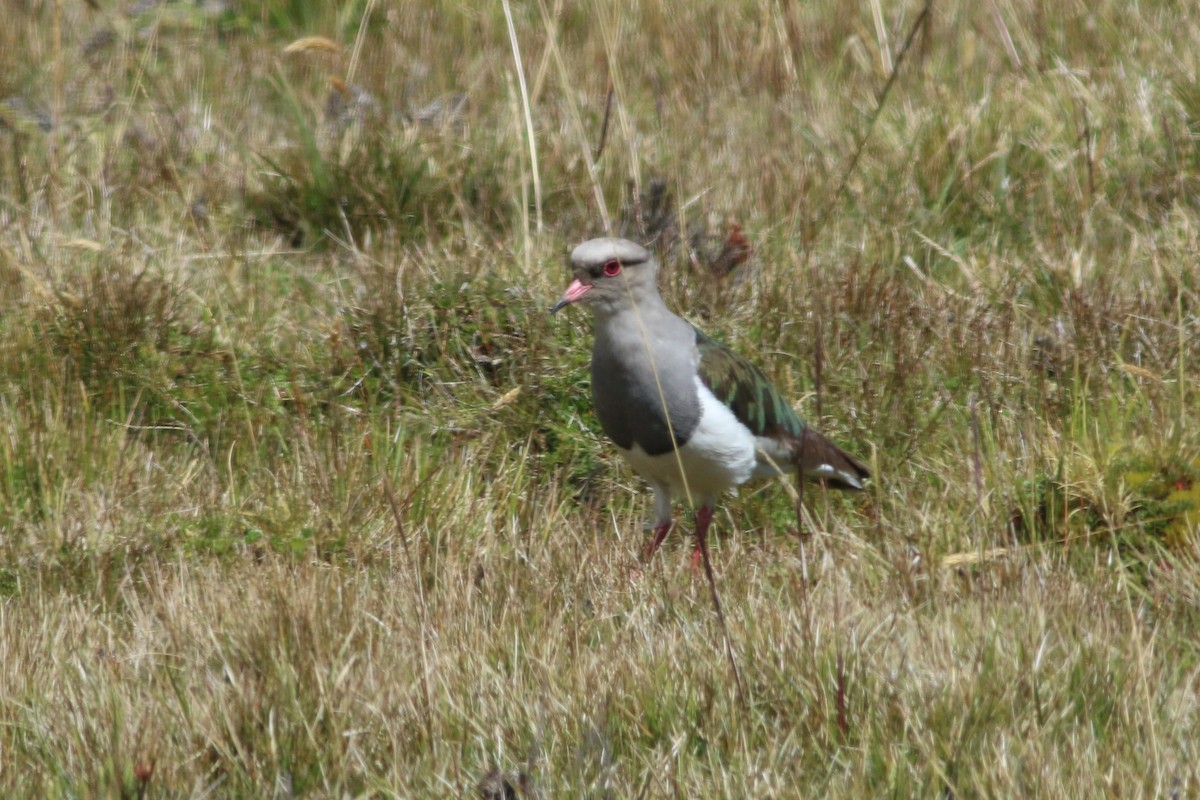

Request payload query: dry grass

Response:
[1,0,1199,796]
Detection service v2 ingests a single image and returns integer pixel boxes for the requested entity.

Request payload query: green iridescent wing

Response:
[694,328,807,440]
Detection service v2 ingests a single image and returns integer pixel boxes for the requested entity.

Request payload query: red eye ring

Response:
[602,260,621,277]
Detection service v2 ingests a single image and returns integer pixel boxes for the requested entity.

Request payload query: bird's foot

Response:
[642,521,673,561]
[790,499,811,540]
[789,522,812,540]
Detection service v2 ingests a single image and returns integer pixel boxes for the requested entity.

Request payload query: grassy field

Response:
[1,0,1199,796]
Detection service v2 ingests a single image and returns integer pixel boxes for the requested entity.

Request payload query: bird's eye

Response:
[602,260,621,277]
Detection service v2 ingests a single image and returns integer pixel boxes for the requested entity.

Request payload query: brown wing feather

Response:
[798,427,871,490]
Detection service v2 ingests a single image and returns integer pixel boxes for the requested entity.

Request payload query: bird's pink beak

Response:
[550,278,591,314]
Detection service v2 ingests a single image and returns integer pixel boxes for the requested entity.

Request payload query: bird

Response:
[551,236,869,566]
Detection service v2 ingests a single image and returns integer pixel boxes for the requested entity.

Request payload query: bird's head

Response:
[551,237,657,316]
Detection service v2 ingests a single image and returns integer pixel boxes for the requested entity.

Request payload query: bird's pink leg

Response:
[644,486,674,561]
[644,520,673,560]
[690,501,746,701]
[691,504,715,569]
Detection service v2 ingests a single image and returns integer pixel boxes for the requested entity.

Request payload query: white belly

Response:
[620,378,760,498]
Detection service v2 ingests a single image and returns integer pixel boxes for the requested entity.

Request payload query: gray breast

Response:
[590,324,701,456]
